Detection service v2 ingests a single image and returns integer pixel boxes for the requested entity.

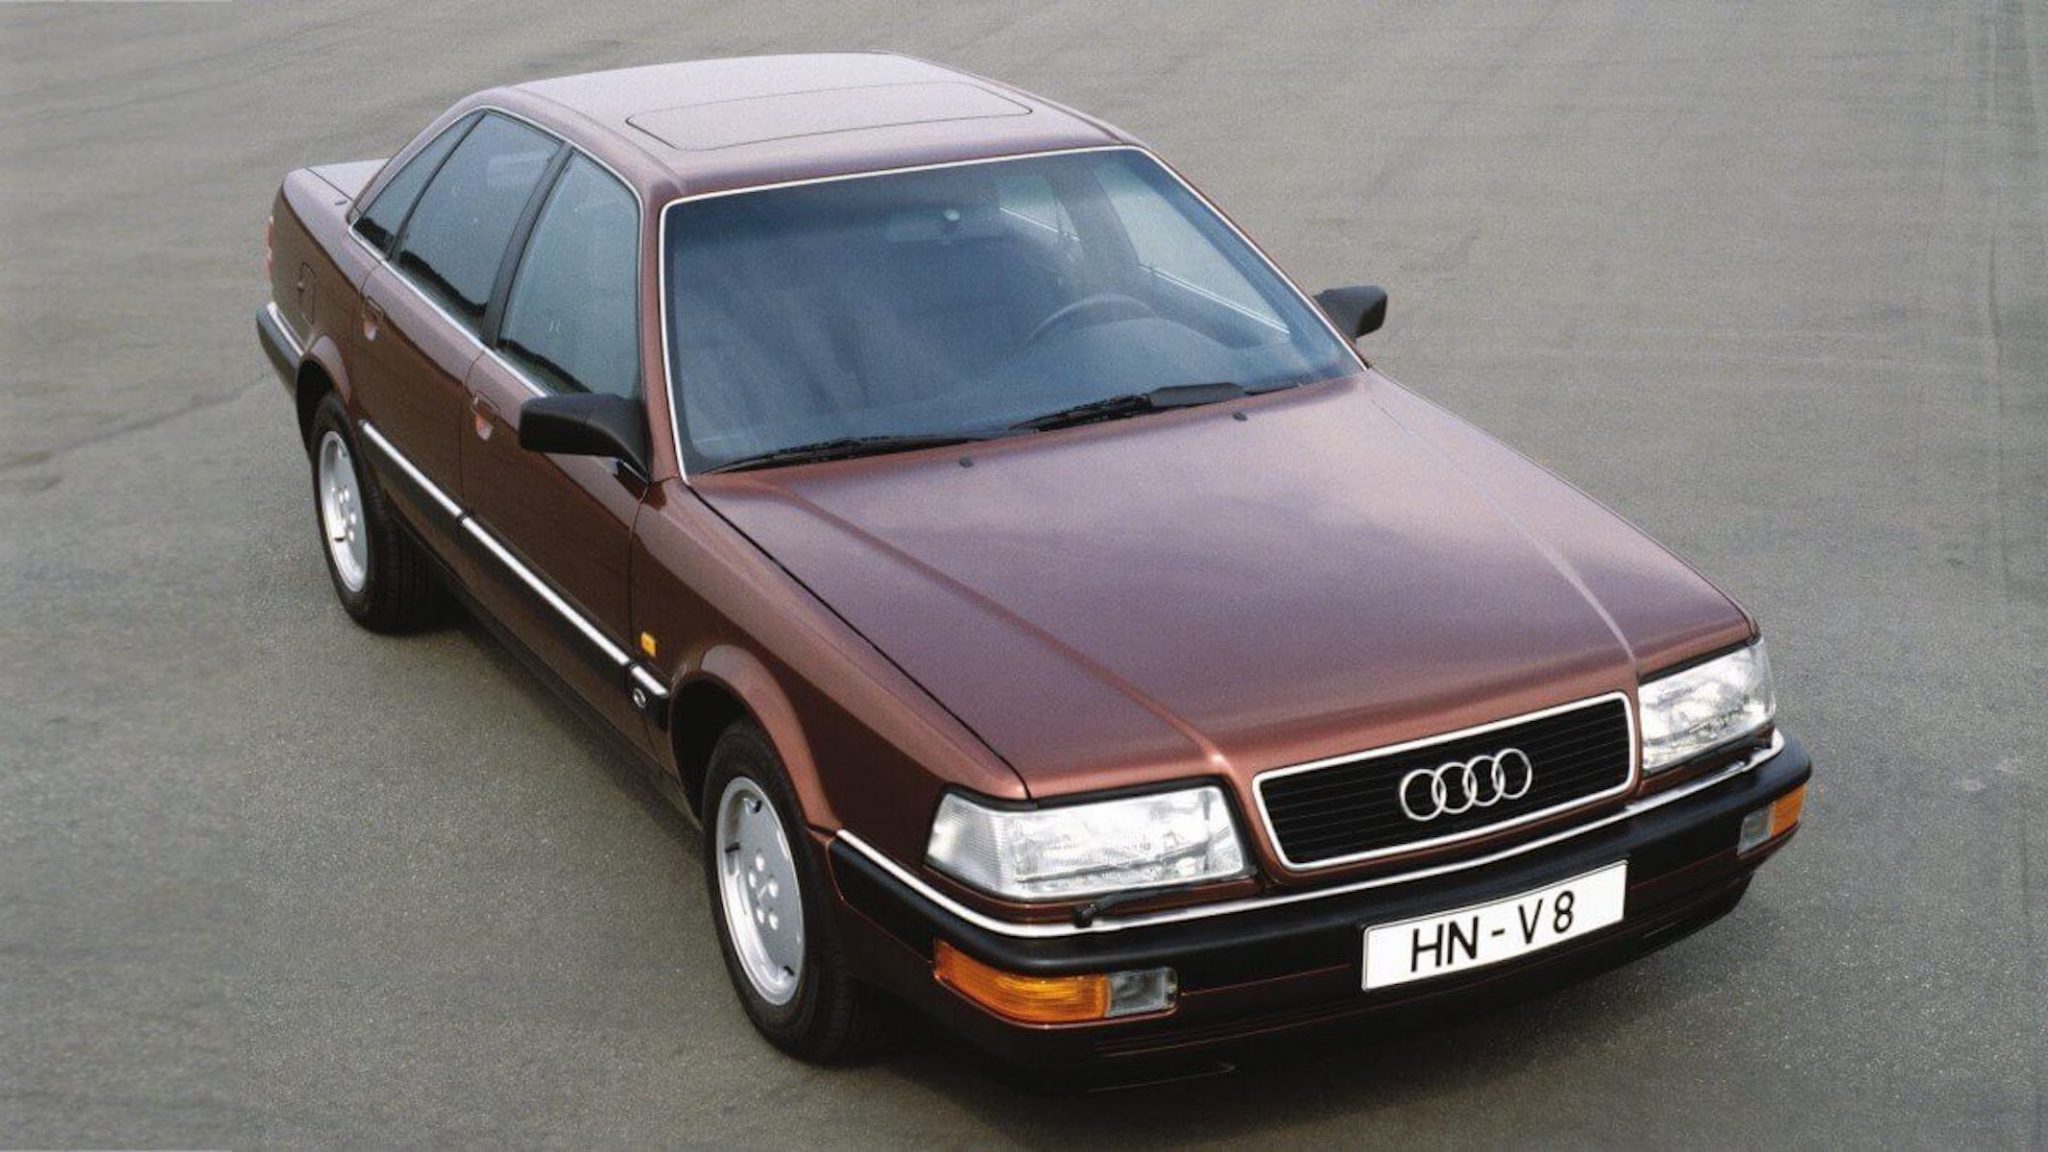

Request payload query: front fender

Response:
[687,644,834,828]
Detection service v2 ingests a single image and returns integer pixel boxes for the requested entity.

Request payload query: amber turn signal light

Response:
[1737,784,1807,854]
[932,941,1177,1023]
[934,941,1111,1023]
[1769,784,1806,838]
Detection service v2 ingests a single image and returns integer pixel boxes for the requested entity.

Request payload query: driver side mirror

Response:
[517,391,650,478]
[1314,285,1388,340]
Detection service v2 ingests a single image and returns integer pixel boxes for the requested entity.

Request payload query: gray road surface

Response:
[3,2,2045,1147]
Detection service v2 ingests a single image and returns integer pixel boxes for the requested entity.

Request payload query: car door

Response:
[347,111,559,556]
[343,113,474,547]
[461,151,654,749]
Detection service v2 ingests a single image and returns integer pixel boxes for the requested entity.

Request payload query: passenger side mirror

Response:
[517,391,650,478]
[1314,285,1388,340]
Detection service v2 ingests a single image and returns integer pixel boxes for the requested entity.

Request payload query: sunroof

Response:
[626,81,1031,152]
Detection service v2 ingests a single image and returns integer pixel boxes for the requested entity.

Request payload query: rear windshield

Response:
[662,149,1355,471]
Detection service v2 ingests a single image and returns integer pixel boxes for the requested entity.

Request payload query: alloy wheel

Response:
[316,430,369,593]
[715,776,806,1005]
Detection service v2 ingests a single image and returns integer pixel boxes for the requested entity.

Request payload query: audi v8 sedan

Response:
[257,53,1811,1068]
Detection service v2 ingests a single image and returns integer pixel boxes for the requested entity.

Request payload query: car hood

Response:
[695,373,1751,798]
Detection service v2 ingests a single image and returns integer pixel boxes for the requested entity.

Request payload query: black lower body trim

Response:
[256,303,299,388]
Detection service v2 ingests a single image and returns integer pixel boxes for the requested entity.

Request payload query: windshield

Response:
[663,148,1357,471]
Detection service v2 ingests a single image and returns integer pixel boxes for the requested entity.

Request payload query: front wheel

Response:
[703,721,893,1061]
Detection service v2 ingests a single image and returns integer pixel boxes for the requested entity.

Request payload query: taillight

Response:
[264,215,273,279]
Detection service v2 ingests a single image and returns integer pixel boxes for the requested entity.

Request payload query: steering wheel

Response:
[1025,293,1157,346]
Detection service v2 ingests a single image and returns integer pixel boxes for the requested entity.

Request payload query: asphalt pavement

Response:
[2,2,2044,1147]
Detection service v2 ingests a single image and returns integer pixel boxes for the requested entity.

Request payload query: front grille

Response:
[1256,695,1634,868]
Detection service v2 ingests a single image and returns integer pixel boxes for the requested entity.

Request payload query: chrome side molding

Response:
[359,421,460,519]
[356,418,667,711]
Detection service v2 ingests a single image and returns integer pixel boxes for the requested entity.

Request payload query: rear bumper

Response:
[256,301,302,388]
[827,733,1812,1068]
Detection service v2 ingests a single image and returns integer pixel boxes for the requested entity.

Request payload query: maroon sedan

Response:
[257,53,1809,1068]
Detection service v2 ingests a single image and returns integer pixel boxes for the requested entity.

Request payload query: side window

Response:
[393,114,558,324]
[497,156,641,398]
[355,115,473,253]
[1093,160,1284,328]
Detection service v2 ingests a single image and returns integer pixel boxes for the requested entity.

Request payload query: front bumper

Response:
[827,733,1812,1068]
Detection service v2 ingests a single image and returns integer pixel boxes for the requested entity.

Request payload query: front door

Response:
[459,152,651,748]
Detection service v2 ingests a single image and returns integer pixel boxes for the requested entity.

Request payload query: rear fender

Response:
[303,333,354,408]
[292,333,356,447]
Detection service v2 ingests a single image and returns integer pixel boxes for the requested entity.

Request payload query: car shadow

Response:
[446,606,704,855]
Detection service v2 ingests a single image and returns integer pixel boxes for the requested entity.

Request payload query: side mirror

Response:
[1314,285,1388,340]
[517,391,650,477]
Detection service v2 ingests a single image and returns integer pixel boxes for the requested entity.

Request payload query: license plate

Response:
[1363,862,1628,990]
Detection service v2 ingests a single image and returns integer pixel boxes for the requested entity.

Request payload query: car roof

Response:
[501,54,1133,202]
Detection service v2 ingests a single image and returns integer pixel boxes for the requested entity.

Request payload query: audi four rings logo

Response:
[1397,748,1536,822]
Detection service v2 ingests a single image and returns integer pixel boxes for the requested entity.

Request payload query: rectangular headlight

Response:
[926,786,1248,902]
[1639,641,1776,773]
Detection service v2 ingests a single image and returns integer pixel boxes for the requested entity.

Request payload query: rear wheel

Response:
[307,393,444,632]
[703,721,893,1061]
[316,431,370,594]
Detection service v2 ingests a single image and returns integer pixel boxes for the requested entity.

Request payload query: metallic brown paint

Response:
[695,373,1751,878]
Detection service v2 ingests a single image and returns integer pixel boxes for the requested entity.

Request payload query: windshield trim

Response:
[655,144,1368,482]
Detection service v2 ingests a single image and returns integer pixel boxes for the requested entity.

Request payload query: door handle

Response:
[471,394,500,441]
[361,297,386,341]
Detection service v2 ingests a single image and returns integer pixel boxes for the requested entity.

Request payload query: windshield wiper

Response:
[1007,382,1243,433]
[707,382,1246,471]
[706,432,988,474]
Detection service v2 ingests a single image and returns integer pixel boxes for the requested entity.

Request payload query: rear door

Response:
[461,152,653,746]
[348,112,559,551]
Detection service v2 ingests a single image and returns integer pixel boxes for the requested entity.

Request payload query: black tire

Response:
[702,721,895,1062]
[306,393,445,632]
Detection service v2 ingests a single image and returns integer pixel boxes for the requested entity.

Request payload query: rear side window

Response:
[355,115,472,253]
[394,114,558,323]
[498,156,641,398]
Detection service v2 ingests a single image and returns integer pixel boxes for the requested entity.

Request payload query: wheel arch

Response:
[294,334,354,448]
[669,645,831,827]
